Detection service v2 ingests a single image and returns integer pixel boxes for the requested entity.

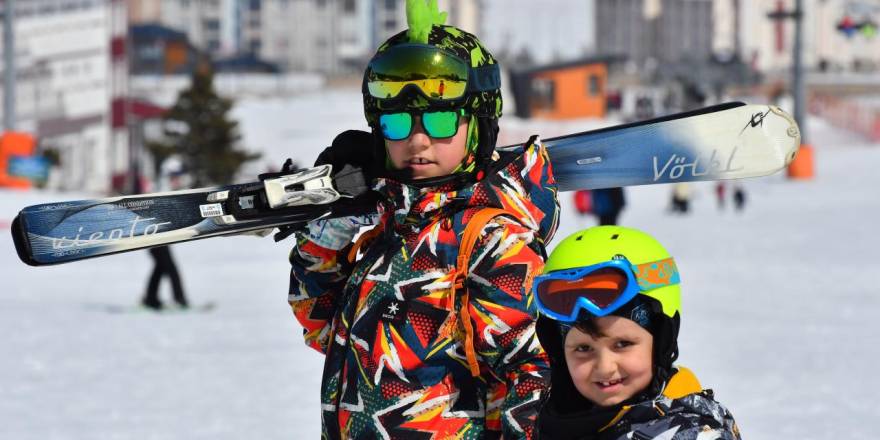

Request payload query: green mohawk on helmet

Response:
[406,0,447,43]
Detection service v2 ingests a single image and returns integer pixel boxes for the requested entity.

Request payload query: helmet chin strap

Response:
[451,116,480,174]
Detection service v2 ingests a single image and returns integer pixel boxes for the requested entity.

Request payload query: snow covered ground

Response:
[2,89,879,439]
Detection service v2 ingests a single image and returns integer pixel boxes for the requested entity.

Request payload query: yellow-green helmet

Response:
[535,226,683,409]
[542,225,681,319]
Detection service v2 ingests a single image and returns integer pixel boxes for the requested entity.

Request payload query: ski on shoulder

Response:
[11,102,799,266]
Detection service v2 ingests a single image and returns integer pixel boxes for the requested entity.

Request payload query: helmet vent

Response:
[576,235,584,241]
[611,234,620,240]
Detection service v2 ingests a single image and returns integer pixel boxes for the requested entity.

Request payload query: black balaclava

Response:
[536,295,681,415]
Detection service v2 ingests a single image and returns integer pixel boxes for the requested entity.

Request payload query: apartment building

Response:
[129,0,481,74]
[0,0,113,192]
[595,0,714,66]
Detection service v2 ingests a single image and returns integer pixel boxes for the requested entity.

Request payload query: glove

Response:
[315,130,385,181]
[274,131,383,243]
[301,214,378,252]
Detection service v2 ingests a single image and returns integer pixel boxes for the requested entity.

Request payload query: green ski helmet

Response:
[361,1,503,185]
[535,226,682,406]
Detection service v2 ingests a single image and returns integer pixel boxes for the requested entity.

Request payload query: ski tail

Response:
[11,214,39,267]
[11,165,371,267]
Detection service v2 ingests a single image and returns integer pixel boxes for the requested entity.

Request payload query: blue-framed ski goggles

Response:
[533,258,680,323]
[379,109,464,141]
[363,44,501,102]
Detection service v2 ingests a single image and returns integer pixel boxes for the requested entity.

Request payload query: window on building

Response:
[208,39,221,52]
[249,0,261,11]
[530,78,555,112]
[250,39,262,53]
[385,0,397,10]
[384,19,397,30]
[316,0,327,8]
[588,74,602,96]
[38,2,56,14]
[343,0,356,13]
[138,44,163,61]
[203,19,220,31]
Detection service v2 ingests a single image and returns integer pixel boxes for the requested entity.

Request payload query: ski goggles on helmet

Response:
[364,44,501,102]
[379,109,464,141]
[533,257,680,323]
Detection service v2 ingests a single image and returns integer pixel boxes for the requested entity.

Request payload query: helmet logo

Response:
[630,303,652,328]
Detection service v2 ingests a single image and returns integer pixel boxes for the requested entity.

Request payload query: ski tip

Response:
[768,105,802,166]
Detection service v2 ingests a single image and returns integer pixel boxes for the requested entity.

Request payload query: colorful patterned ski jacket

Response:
[289,140,559,439]
[537,367,742,440]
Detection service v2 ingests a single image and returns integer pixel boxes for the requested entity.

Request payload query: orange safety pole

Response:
[787,144,814,180]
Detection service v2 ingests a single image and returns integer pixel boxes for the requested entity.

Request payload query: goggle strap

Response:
[467,64,501,93]
[632,257,680,291]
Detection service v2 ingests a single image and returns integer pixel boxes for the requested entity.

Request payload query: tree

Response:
[149,67,259,187]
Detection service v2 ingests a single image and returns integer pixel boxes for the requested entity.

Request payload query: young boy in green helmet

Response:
[533,226,741,439]
[287,1,558,438]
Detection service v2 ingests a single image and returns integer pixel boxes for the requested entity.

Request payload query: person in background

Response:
[669,183,691,214]
[573,189,593,223]
[141,170,188,310]
[591,187,626,225]
[142,246,187,310]
[715,181,726,211]
[733,183,747,212]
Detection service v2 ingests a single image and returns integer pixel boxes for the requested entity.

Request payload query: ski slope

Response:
[1,89,878,439]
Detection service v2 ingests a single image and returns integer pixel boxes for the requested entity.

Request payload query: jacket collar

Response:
[372,139,558,243]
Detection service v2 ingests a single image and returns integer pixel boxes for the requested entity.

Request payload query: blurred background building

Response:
[128,0,480,74]
[3,0,880,193]
[0,0,111,192]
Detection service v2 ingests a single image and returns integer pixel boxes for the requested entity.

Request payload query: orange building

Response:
[131,24,200,75]
[509,56,621,120]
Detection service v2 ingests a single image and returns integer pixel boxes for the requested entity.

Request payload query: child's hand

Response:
[315,130,384,182]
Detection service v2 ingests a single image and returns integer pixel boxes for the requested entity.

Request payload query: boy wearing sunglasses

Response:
[533,226,741,439]
[287,2,558,439]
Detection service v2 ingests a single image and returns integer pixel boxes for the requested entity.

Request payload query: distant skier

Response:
[142,246,188,310]
[715,181,726,210]
[591,187,626,225]
[287,2,558,438]
[141,171,188,311]
[534,226,742,439]
[733,183,747,212]
[129,164,188,311]
[573,190,593,225]
[670,183,692,214]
